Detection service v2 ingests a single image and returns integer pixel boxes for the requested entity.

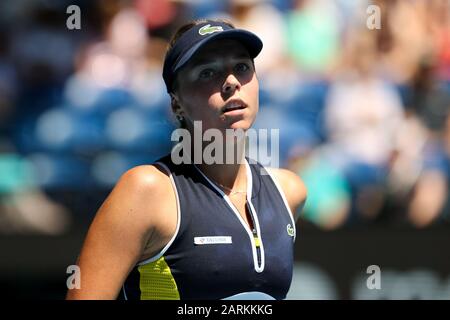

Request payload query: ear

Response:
[170,92,183,116]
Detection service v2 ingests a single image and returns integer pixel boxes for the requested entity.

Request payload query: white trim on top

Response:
[192,160,264,273]
[137,161,181,266]
[264,167,297,242]
[122,284,128,300]
[244,159,265,272]
[222,291,275,300]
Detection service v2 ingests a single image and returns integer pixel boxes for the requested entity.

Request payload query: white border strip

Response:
[244,160,265,272]
[264,168,297,242]
[222,291,275,300]
[137,162,181,266]
[122,284,128,300]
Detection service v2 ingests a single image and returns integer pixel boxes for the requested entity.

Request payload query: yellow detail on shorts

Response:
[138,256,180,300]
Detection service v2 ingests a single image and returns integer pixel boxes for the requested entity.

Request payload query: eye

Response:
[198,68,215,79]
[235,62,250,73]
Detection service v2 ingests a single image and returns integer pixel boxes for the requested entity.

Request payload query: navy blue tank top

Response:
[122,154,297,300]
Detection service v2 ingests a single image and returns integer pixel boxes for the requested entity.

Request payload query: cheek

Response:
[246,76,259,109]
[253,79,259,104]
[180,86,217,118]
[207,92,226,108]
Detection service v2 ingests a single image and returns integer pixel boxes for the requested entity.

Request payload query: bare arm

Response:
[66,165,173,299]
[267,168,307,221]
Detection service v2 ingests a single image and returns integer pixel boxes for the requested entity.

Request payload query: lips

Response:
[222,99,248,114]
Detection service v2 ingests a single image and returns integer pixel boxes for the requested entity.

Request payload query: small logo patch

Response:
[199,24,224,36]
[287,224,295,237]
[194,236,232,245]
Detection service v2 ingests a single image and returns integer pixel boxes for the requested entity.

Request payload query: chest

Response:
[228,195,254,231]
[166,190,295,299]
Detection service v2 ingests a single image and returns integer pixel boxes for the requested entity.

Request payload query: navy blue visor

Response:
[163,20,263,93]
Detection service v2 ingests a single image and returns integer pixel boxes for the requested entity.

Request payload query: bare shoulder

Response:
[107,164,175,231]
[116,164,171,197]
[107,164,170,212]
[266,167,307,219]
[90,163,177,260]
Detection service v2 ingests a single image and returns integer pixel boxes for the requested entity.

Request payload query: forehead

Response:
[186,39,251,67]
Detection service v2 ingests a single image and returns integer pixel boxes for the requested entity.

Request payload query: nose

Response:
[221,74,241,95]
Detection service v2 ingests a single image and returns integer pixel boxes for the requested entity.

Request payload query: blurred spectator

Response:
[401,17,450,227]
[228,0,288,74]
[409,58,450,133]
[376,0,432,84]
[0,31,18,136]
[387,113,427,209]
[285,0,343,76]
[0,141,71,235]
[407,137,449,227]
[427,0,450,82]
[289,145,351,230]
[323,28,405,223]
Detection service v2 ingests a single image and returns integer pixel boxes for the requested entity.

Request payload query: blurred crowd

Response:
[0,0,450,234]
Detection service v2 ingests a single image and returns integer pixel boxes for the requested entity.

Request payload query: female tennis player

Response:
[66,19,307,300]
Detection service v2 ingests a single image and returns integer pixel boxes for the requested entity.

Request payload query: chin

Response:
[228,120,252,131]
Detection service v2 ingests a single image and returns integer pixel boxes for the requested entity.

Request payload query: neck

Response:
[193,133,248,194]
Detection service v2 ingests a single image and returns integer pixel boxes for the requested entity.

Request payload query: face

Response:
[172,39,259,133]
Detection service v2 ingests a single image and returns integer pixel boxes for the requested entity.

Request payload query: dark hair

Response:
[165,19,236,129]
